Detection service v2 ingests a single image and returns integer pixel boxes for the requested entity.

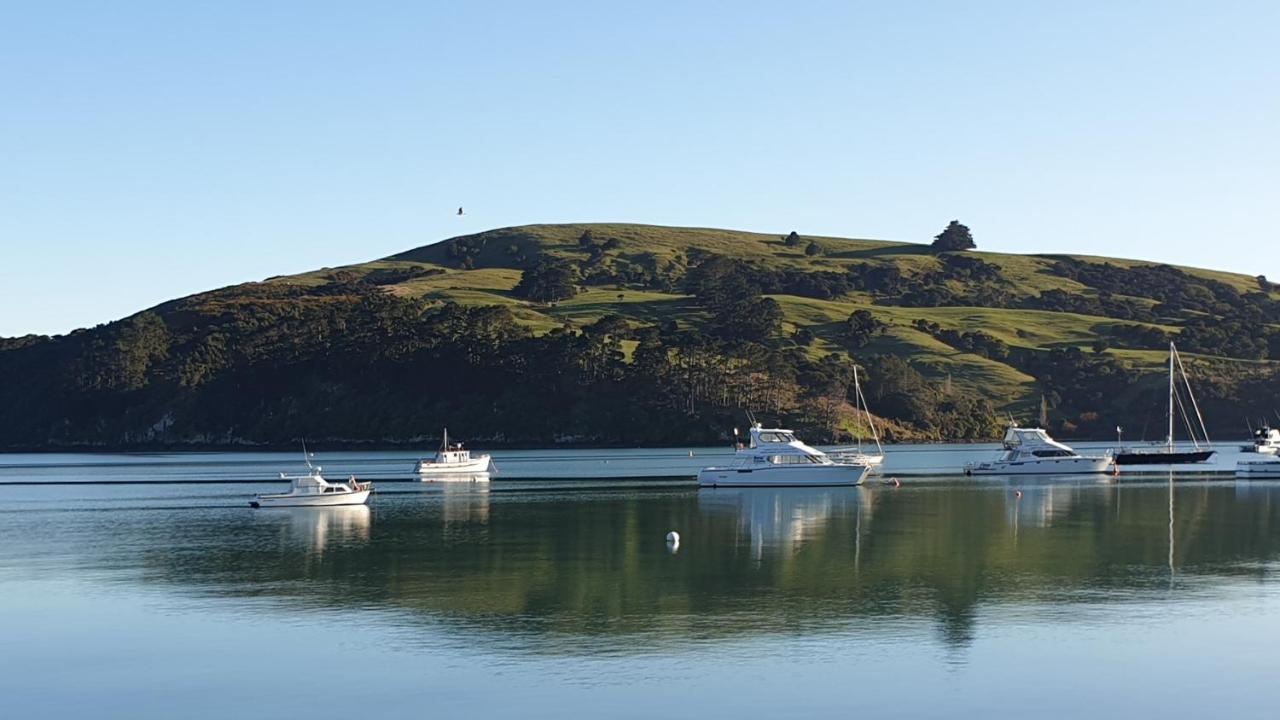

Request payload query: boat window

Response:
[1031,449,1073,458]
[766,454,822,465]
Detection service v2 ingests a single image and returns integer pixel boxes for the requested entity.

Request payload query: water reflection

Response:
[7,480,1280,656]
[697,487,859,561]
[270,505,371,556]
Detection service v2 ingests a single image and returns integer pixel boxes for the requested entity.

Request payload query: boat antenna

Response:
[302,438,314,470]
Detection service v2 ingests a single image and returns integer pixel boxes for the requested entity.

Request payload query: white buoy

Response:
[666,531,680,544]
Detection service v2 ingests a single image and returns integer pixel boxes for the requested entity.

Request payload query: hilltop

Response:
[2,223,1278,449]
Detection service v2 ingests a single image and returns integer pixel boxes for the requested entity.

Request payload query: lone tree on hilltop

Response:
[784,231,801,247]
[578,229,595,247]
[931,220,976,252]
[804,241,822,256]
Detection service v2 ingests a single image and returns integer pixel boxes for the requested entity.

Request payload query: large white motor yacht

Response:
[251,455,371,508]
[698,424,870,487]
[416,428,493,478]
[1242,424,1280,455]
[964,425,1113,476]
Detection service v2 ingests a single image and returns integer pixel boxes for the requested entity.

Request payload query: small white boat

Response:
[965,425,1113,476]
[827,365,885,470]
[416,428,493,477]
[251,451,371,508]
[1236,457,1280,479]
[1242,424,1280,455]
[698,423,870,487]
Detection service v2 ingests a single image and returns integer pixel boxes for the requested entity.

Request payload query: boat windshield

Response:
[757,431,796,444]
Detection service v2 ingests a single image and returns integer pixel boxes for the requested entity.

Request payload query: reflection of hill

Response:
[123,483,1280,652]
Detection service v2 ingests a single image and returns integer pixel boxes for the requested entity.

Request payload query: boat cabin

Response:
[999,426,1080,460]
[736,424,835,466]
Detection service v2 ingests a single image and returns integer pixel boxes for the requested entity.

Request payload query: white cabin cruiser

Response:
[1242,425,1280,455]
[251,456,371,508]
[698,424,870,487]
[1236,457,1280,479]
[416,428,492,478]
[965,425,1113,476]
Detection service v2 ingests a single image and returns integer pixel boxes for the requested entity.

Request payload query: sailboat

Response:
[829,366,884,468]
[1114,342,1215,466]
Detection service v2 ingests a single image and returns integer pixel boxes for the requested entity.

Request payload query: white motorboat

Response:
[251,450,372,508]
[827,365,885,469]
[1236,457,1280,479]
[1241,424,1280,455]
[698,423,870,487]
[964,425,1113,476]
[416,428,493,477]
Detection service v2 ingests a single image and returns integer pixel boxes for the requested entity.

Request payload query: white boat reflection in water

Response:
[697,486,866,559]
[275,505,372,556]
[419,478,491,525]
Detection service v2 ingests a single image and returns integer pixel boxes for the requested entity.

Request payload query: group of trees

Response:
[6,217,1279,449]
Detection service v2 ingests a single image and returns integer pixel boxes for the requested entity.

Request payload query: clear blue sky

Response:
[2,1,1276,336]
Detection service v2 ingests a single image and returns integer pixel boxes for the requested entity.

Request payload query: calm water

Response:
[1,450,1278,718]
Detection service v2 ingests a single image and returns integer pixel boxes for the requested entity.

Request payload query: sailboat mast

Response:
[1167,342,1175,452]
[854,365,863,454]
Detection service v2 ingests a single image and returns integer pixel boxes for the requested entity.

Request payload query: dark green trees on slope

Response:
[1,222,1278,449]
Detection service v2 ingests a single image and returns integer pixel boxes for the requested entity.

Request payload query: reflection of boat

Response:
[698,424,869,487]
[697,486,853,556]
[251,451,371,508]
[425,481,492,524]
[1114,342,1215,466]
[1236,457,1280,479]
[827,366,885,470]
[1241,424,1280,455]
[416,428,492,477]
[965,425,1113,476]
[282,505,372,551]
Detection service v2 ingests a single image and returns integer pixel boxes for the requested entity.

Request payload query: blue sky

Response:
[2,1,1276,336]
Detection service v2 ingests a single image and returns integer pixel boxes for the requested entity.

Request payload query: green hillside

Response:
[2,223,1278,449]
[282,223,1279,411]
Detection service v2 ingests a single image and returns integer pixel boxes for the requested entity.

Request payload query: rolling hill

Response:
[2,223,1278,449]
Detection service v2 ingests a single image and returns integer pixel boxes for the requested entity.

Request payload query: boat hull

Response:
[250,489,371,508]
[1236,461,1280,479]
[697,464,869,487]
[965,456,1113,476]
[417,456,492,475]
[419,471,490,482]
[1115,450,1215,465]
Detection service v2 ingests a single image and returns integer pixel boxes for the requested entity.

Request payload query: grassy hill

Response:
[2,223,1278,449]
[274,223,1279,415]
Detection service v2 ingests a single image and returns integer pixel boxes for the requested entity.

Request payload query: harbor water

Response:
[1,447,1278,718]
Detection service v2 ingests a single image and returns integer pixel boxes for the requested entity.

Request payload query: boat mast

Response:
[854,365,863,454]
[1167,341,1175,452]
[853,366,883,456]
[1172,344,1210,449]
